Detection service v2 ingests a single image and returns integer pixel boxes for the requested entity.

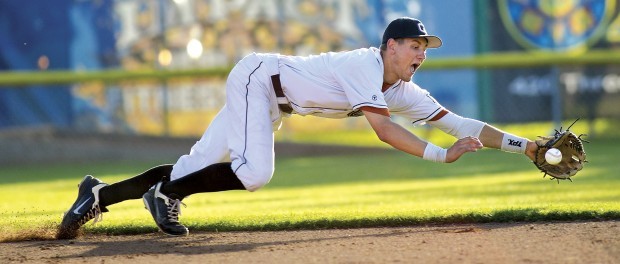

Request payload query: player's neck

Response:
[380,50,400,88]
[382,82,392,92]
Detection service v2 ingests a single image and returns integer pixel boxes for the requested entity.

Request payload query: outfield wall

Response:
[1,0,620,137]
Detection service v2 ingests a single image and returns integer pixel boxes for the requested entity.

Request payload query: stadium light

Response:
[187,39,203,60]
[158,49,173,67]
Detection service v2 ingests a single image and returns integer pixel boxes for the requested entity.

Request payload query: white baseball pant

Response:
[170,53,283,191]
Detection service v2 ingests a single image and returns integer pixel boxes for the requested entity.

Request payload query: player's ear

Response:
[387,38,397,52]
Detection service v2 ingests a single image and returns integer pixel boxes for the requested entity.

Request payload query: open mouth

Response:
[410,63,420,74]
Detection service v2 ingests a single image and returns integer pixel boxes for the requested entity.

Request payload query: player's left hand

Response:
[533,128,588,181]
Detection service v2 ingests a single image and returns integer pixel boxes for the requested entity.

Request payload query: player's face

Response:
[392,38,427,82]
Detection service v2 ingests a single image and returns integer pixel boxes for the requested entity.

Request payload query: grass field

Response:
[1,123,619,242]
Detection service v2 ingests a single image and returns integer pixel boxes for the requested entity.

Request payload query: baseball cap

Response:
[381,17,442,48]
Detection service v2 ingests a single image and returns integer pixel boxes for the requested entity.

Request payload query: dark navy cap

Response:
[381,17,442,48]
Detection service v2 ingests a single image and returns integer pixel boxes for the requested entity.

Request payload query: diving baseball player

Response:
[57,17,539,238]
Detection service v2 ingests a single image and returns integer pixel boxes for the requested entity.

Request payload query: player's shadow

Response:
[41,229,416,259]
[36,219,557,261]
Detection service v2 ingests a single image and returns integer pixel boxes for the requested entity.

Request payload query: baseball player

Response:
[57,17,538,238]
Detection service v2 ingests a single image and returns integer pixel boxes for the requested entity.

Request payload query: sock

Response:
[160,162,245,198]
[98,164,173,207]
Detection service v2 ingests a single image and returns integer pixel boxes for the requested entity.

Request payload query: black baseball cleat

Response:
[57,175,108,239]
[143,182,189,236]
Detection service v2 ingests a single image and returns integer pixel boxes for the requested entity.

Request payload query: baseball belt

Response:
[270,74,293,114]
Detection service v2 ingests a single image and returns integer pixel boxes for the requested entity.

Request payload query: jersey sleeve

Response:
[386,81,446,125]
[330,50,387,111]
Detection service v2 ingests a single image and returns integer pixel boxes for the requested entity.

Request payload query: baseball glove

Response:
[534,119,588,182]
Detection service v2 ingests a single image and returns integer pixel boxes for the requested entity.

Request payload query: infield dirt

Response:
[1,220,618,263]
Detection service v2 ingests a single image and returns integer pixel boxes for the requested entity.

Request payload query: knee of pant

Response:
[239,169,273,192]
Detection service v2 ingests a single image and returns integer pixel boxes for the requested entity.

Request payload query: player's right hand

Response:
[445,136,483,163]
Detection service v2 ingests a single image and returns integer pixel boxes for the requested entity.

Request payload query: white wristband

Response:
[501,133,527,154]
[423,142,447,163]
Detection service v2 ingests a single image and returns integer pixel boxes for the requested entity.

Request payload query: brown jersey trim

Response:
[360,106,390,117]
[429,109,449,121]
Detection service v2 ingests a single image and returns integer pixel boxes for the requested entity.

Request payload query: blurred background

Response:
[1,0,619,165]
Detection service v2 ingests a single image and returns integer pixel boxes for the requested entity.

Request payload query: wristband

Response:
[501,133,527,154]
[423,142,447,163]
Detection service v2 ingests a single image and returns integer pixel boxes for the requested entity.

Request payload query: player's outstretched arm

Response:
[362,109,482,163]
[428,111,537,162]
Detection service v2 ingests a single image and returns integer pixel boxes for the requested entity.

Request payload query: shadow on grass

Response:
[1,138,618,189]
[2,206,618,243]
[268,138,619,189]
[0,161,170,185]
[86,208,620,235]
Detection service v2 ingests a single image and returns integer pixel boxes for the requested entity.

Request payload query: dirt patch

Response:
[1,221,618,263]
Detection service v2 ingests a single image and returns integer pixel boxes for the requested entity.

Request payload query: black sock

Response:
[98,164,173,207]
[160,162,246,198]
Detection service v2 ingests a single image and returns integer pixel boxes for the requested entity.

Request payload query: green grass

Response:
[276,118,620,148]
[0,136,619,241]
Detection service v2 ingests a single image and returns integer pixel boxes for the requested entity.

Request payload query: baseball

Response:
[545,148,562,165]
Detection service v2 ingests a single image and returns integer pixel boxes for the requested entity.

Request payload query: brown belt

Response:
[270,74,293,114]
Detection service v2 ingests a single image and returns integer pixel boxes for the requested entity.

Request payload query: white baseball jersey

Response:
[278,48,386,118]
[279,47,443,124]
[170,49,444,190]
